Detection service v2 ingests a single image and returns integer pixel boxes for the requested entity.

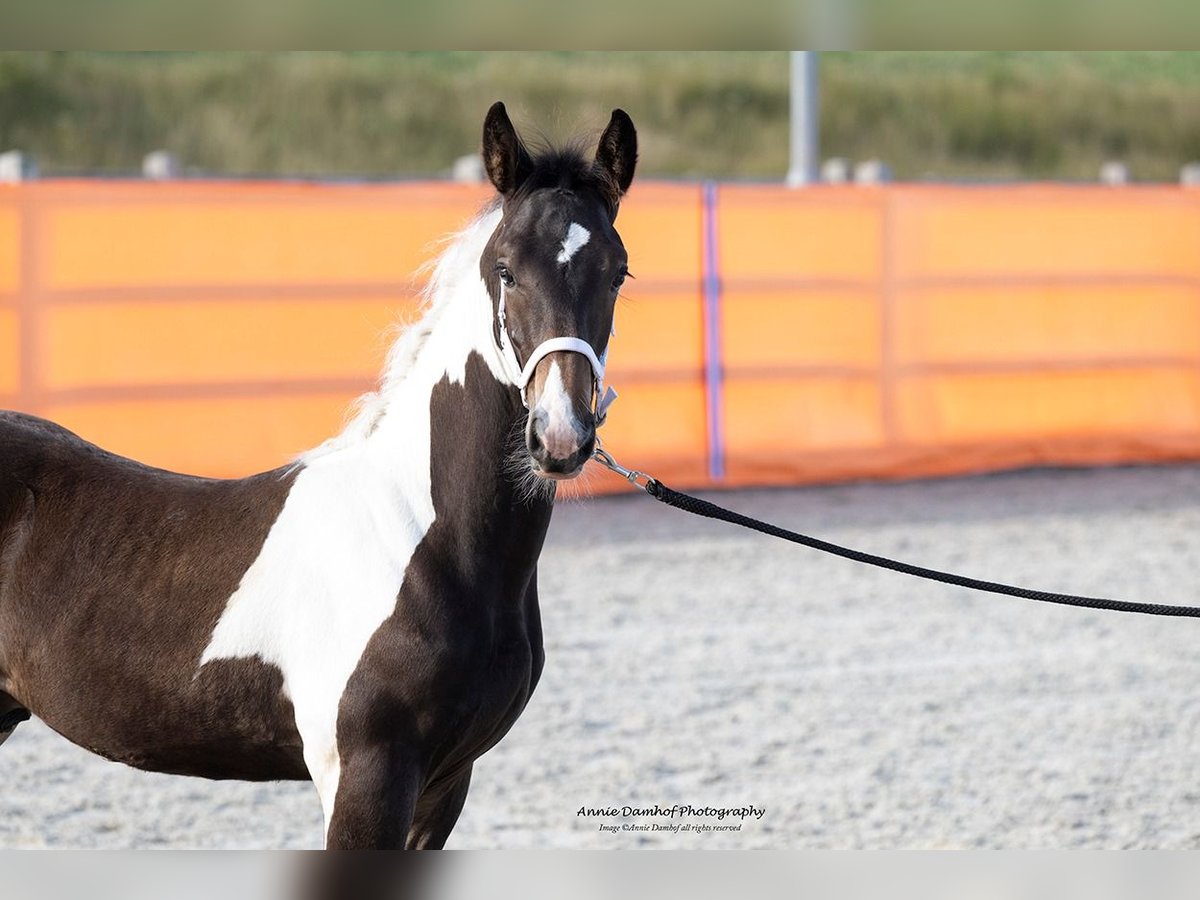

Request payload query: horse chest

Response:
[198,452,544,783]
[352,572,543,764]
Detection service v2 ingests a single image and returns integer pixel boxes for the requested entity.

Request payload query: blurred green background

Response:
[2,51,1199,181]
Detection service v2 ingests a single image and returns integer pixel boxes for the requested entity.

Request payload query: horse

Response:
[0,101,637,849]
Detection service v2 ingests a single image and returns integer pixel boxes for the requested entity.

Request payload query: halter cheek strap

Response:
[497,287,618,423]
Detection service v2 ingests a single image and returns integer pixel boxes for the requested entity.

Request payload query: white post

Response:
[143,150,180,180]
[0,151,36,182]
[786,51,819,188]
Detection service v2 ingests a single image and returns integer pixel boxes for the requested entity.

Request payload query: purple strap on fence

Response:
[701,181,725,481]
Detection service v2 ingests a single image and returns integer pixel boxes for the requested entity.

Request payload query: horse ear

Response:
[482,101,533,196]
[594,109,638,204]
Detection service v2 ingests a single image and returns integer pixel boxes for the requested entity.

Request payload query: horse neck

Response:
[335,274,555,573]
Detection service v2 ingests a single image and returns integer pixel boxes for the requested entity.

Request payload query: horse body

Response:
[0,102,636,848]
[0,411,307,779]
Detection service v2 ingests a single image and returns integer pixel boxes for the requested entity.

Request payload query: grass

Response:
[1,51,1199,182]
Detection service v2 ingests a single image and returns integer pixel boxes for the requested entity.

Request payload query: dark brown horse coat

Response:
[0,102,637,849]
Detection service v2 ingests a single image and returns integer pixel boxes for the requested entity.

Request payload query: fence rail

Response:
[2,179,1200,491]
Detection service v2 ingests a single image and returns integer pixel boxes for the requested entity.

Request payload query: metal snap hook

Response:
[591,443,651,491]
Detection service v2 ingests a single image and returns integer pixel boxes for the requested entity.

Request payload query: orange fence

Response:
[2,179,1200,492]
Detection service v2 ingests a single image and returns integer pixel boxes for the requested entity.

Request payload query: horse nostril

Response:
[527,413,549,461]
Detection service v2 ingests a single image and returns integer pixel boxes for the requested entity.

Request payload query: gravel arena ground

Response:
[4,462,1200,849]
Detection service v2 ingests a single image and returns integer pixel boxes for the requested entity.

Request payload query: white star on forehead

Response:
[557,222,591,264]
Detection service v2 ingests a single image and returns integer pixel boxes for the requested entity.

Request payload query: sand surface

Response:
[4,463,1200,849]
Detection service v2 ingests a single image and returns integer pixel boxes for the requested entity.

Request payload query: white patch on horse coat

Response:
[556,222,590,264]
[535,360,584,459]
[198,208,511,844]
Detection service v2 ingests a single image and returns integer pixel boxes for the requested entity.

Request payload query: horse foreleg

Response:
[405,766,473,849]
[323,744,419,849]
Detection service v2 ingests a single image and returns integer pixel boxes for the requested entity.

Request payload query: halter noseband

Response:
[496,286,617,424]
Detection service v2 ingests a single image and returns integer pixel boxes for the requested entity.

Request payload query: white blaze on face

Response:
[556,222,591,264]
[537,360,584,459]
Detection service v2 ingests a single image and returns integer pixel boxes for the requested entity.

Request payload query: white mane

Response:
[298,203,502,465]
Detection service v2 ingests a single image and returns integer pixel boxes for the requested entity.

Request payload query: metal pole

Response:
[786,51,819,188]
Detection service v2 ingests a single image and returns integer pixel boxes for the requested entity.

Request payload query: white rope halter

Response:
[496,286,617,423]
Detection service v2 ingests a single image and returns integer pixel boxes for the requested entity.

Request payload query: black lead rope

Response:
[591,447,1200,619]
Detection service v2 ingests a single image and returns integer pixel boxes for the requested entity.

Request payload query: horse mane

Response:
[297,200,502,465]
[298,140,604,467]
[509,139,621,214]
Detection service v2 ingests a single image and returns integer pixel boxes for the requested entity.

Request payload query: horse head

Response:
[479,101,637,480]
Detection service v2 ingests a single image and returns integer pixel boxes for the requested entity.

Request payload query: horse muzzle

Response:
[526,408,595,479]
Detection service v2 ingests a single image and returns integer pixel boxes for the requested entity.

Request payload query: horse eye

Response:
[611,270,628,292]
[496,264,516,288]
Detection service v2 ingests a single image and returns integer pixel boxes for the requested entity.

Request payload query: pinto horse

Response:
[0,102,637,849]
